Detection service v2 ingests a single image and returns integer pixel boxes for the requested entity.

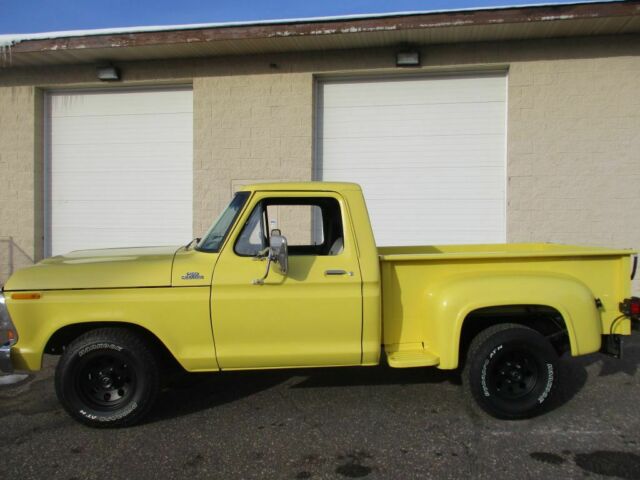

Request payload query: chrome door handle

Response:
[324,269,353,276]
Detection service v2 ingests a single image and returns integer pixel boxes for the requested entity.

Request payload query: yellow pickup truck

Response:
[1,182,638,427]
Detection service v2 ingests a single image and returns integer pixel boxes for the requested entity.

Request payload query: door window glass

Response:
[235,197,344,256]
[235,205,267,256]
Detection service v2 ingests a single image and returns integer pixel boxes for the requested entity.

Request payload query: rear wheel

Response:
[463,323,558,419]
[55,328,160,428]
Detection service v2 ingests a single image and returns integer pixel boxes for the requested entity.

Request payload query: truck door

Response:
[210,192,363,369]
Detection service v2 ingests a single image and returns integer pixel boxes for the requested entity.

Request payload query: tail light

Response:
[620,297,640,321]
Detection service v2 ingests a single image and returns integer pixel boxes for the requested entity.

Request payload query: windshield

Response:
[196,191,250,252]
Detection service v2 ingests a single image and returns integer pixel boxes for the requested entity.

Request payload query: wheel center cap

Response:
[100,376,112,387]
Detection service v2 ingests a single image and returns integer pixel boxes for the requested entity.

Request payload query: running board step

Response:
[385,348,440,368]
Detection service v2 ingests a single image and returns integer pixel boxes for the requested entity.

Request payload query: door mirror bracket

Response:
[253,230,288,285]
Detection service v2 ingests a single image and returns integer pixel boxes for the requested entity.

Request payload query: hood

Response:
[3,245,181,291]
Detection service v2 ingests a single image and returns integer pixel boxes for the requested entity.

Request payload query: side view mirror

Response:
[253,229,288,285]
[269,229,288,275]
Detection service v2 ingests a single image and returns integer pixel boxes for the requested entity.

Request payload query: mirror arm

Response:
[252,257,272,285]
[253,247,270,260]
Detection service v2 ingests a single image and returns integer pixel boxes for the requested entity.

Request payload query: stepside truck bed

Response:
[378,243,635,369]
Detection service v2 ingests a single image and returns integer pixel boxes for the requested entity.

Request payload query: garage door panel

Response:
[322,74,506,107]
[322,103,505,138]
[367,200,505,226]
[51,222,193,247]
[321,152,503,168]
[50,143,192,172]
[51,171,192,201]
[48,88,193,255]
[51,113,193,145]
[318,73,506,246]
[51,199,192,219]
[324,168,505,198]
[51,204,192,230]
[323,133,504,152]
[50,89,192,117]
[321,135,504,167]
[366,200,504,245]
[52,227,191,253]
[374,230,503,246]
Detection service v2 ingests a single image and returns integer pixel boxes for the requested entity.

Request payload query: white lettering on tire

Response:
[481,344,503,397]
[78,343,123,357]
[79,402,138,422]
[537,363,554,404]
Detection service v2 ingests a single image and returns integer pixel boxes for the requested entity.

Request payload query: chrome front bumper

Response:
[0,345,12,373]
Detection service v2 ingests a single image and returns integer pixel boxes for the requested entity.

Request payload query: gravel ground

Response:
[2,334,640,480]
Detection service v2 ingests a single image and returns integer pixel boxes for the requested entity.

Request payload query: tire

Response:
[55,327,160,428]
[463,323,558,420]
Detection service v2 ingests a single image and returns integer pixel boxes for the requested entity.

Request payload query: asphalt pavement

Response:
[2,335,640,480]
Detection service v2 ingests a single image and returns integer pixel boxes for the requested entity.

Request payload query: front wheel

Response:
[463,323,558,419]
[55,328,160,428]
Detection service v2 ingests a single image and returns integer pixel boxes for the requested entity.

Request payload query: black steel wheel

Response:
[463,323,558,419]
[55,327,160,428]
[76,351,137,410]
[490,349,539,401]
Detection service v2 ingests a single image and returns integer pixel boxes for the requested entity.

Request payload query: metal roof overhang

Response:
[2,1,640,67]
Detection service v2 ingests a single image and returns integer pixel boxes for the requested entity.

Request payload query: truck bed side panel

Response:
[380,248,633,369]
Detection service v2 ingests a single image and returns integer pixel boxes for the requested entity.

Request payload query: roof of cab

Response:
[238,181,363,192]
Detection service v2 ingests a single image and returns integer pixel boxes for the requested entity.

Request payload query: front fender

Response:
[6,287,217,372]
[428,272,601,369]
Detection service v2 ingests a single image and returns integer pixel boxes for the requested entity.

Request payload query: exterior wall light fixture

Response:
[96,65,120,81]
[396,51,420,67]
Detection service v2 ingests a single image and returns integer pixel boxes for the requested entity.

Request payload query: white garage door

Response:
[46,87,193,256]
[317,72,507,246]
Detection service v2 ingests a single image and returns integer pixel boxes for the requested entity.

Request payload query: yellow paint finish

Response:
[211,189,364,369]
[237,182,364,193]
[6,287,217,372]
[378,243,635,261]
[339,188,382,366]
[380,245,635,369]
[385,345,439,368]
[171,247,219,287]
[4,246,179,291]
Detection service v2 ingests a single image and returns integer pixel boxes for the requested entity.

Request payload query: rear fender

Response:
[429,272,601,369]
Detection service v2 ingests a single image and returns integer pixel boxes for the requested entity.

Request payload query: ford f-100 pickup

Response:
[1,182,638,427]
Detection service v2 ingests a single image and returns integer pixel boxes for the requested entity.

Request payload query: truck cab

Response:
[202,184,379,369]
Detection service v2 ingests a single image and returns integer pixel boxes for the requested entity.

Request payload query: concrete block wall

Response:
[507,57,640,248]
[193,73,314,235]
[0,86,38,283]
